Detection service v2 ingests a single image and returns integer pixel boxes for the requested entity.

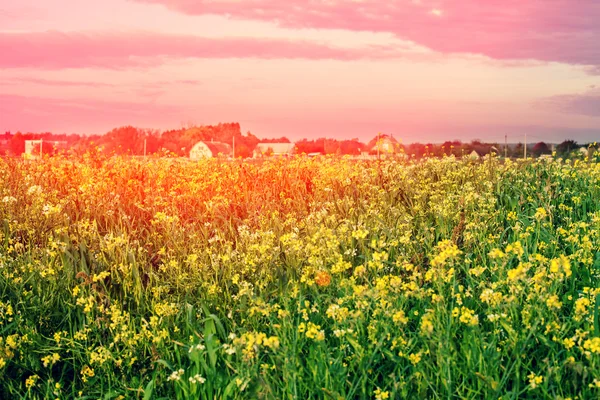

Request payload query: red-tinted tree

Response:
[532,142,551,157]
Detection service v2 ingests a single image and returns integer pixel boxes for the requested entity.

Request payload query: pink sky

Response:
[1,0,599,142]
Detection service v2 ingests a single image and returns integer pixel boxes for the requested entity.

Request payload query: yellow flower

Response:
[563,337,575,350]
[505,241,524,257]
[488,248,505,259]
[25,374,39,389]
[374,388,390,400]
[305,322,325,341]
[41,353,61,367]
[420,312,434,335]
[546,295,562,310]
[92,271,110,282]
[263,336,280,350]
[583,337,600,354]
[528,372,543,389]
[326,304,350,323]
[408,352,422,365]
[392,310,408,325]
[549,255,572,278]
[534,207,547,220]
[81,365,95,382]
[480,289,503,307]
[574,297,591,321]
[459,307,479,326]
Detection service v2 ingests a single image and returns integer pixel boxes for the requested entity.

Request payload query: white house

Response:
[368,134,400,154]
[253,143,295,158]
[468,150,481,159]
[189,141,232,160]
[24,140,67,158]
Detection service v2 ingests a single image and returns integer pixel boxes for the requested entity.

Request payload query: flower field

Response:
[1,153,600,399]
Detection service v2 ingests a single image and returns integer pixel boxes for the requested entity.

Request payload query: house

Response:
[253,143,295,158]
[189,141,232,160]
[368,134,400,154]
[467,150,481,160]
[24,139,68,158]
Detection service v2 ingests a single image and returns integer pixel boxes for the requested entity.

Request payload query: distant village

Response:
[0,123,596,160]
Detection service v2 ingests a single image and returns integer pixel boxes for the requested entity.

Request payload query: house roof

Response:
[367,134,399,150]
[204,141,231,156]
[191,141,231,157]
[255,143,295,154]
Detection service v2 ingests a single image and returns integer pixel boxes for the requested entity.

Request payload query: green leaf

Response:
[594,293,600,337]
[222,378,238,399]
[103,390,121,400]
[143,379,155,400]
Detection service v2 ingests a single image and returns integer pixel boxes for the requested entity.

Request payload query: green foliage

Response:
[0,155,599,398]
[556,140,579,158]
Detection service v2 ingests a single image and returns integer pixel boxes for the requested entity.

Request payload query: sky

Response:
[1,0,599,143]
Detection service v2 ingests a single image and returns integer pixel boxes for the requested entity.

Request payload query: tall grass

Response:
[0,153,599,399]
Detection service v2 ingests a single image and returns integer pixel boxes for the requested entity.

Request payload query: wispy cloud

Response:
[0,30,413,69]
[584,65,600,75]
[134,0,600,68]
[535,88,600,117]
[0,94,188,133]
[0,77,116,87]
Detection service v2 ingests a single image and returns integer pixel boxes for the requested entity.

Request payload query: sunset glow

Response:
[3,3,600,398]
[1,0,599,141]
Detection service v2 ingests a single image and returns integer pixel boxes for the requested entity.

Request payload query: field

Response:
[1,153,599,399]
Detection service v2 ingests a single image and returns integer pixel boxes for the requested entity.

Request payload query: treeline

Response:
[0,127,596,159]
[1,124,263,158]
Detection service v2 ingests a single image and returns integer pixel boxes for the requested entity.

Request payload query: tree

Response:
[512,143,524,158]
[339,139,364,155]
[556,140,578,157]
[440,140,463,157]
[10,132,25,155]
[532,142,551,157]
[295,139,325,154]
[99,126,145,155]
[406,142,427,158]
[234,143,252,158]
[259,137,291,143]
[323,139,340,155]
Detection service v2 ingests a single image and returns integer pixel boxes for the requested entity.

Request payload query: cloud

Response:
[584,65,600,75]
[535,89,600,117]
[0,94,188,133]
[0,30,411,69]
[0,77,204,88]
[133,0,600,68]
[0,77,116,87]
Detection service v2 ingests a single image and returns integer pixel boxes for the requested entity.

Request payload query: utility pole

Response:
[504,134,508,158]
[39,138,43,159]
[144,137,147,158]
[524,133,527,159]
[232,136,235,159]
[377,132,380,160]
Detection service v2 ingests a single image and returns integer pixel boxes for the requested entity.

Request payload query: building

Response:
[253,143,295,158]
[24,139,68,158]
[368,134,400,154]
[467,150,481,159]
[189,141,232,160]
